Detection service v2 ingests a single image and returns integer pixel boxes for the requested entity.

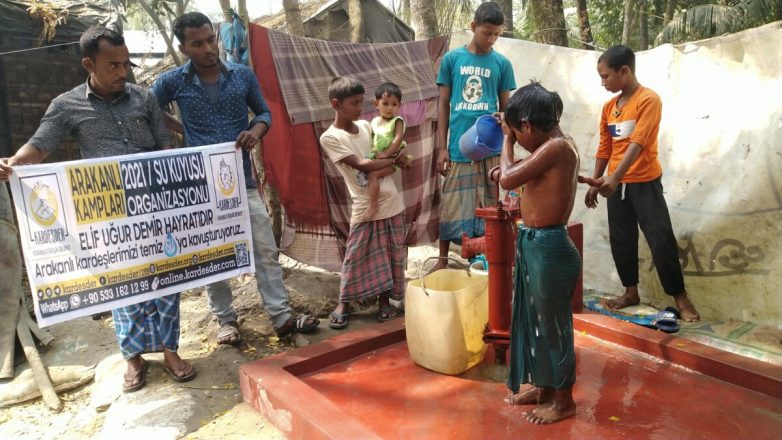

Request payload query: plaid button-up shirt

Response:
[28,79,171,159]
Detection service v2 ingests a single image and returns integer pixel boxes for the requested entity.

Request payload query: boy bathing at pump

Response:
[581,45,699,322]
[363,82,407,221]
[497,82,580,424]
[320,77,411,329]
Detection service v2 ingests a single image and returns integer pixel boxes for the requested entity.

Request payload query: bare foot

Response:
[606,286,640,310]
[524,401,576,424]
[674,293,700,322]
[360,204,379,223]
[504,386,552,405]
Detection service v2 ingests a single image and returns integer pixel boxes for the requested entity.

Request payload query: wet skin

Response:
[498,121,579,228]
[496,113,579,423]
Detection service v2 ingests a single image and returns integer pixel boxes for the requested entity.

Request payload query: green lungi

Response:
[508,224,581,393]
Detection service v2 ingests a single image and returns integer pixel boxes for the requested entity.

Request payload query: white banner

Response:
[9,142,254,327]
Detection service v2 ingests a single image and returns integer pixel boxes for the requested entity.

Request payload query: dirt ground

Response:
[0,245,455,439]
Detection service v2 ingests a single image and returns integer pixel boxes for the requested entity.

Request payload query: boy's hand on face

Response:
[500,117,520,152]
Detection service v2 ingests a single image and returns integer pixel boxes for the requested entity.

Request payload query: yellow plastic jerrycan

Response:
[405,258,488,375]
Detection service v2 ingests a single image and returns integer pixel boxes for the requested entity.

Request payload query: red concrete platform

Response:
[240,318,782,440]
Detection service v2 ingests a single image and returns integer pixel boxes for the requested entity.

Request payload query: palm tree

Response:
[412,0,438,39]
[528,0,569,46]
[656,0,774,45]
[349,0,363,43]
[576,0,596,49]
[495,0,514,37]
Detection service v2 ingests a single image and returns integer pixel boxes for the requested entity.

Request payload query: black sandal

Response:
[122,358,148,393]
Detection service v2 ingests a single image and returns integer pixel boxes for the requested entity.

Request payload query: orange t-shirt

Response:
[596,86,663,183]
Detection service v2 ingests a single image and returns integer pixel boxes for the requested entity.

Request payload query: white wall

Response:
[450,22,782,326]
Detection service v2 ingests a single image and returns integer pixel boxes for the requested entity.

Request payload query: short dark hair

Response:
[474,2,505,26]
[375,82,402,101]
[598,45,635,72]
[173,12,213,44]
[79,26,124,59]
[329,77,364,101]
[505,81,562,132]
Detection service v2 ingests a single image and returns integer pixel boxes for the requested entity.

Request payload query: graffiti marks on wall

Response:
[670,236,769,277]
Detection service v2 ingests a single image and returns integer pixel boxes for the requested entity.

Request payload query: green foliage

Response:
[587,0,624,49]
[655,0,774,44]
[438,0,478,33]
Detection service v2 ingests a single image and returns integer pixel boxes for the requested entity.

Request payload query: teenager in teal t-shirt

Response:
[432,1,516,272]
[437,46,516,162]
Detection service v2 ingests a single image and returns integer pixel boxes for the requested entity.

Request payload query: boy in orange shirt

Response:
[583,45,700,322]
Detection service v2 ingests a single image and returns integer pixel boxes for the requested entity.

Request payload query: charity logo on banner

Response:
[8,142,254,327]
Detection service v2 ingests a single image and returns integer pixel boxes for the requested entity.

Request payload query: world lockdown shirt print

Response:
[9,142,254,327]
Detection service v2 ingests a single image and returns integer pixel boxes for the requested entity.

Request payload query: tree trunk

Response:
[411,0,438,39]
[495,0,514,37]
[349,0,364,43]
[283,0,306,36]
[638,0,648,50]
[137,0,181,65]
[664,0,676,25]
[622,0,636,46]
[576,0,595,49]
[651,0,665,30]
[528,0,568,47]
[401,0,411,24]
[774,0,782,20]
[176,0,187,16]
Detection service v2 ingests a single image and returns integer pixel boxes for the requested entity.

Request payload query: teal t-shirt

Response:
[436,46,516,163]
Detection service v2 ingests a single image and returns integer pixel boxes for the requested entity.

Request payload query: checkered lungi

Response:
[112,294,181,359]
[439,156,499,242]
[339,213,407,303]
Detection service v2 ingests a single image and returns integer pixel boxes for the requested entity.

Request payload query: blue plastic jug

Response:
[458,115,504,161]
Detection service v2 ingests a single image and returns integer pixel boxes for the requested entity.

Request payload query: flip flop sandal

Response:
[328,311,351,330]
[377,304,401,322]
[652,309,680,333]
[664,306,682,320]
[162,363,197,383]
[123,359,148,393]
[275,314,321,337]
[217,321,242,346]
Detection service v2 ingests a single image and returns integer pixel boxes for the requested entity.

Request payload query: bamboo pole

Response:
[17,307,61,412]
